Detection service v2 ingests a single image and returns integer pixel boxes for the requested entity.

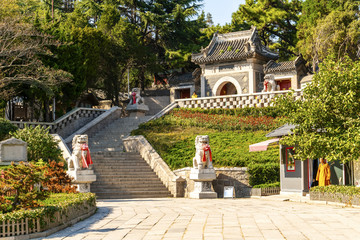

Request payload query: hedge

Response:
[0,193,96,227]
[247,163,280,186]
[310,185,360,196]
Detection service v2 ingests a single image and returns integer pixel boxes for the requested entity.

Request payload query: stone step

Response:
[93,168,152,172]
[90,148,124,153]
[91,151,138,156]
[91,186,169,192]
[91,178,165,184]
[92,164,150,169]
[93,170,157,175]
[94,177,162,182]
[92,158,146,161]
[91,181,166,187]
[92,161,147,165]
[93,191,172,199]
[95,174,158,180]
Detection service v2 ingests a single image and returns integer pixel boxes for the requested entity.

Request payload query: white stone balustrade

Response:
[175,89,302,109]
[10,108,107,139]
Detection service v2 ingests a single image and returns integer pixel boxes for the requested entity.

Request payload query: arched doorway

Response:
[213,76,242,96]
[219,82,237,95]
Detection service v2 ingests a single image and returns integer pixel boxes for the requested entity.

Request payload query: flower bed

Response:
[0,193,96,239]
[310,185,360,206]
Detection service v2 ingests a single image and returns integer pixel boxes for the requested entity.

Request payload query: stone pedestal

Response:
[126,104,149,117]
[67,169,96,193]
[189,168,217,199]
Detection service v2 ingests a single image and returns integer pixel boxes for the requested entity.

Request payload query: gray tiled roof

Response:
[264,60,296,73]
[266,124,296,137]
[192,27,278,64]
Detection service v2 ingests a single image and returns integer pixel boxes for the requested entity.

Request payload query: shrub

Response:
[0,193,96,227]
[252,182,280,188]
[172,106,284,118]
[247,163,280,186]
[10,125,62,162]
[310,185,360,196]
[42,161,77,193]
[0,162,49,213]
[0,118,17,141]
[165,109,282,132]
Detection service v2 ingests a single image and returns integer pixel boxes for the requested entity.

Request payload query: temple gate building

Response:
[191,27,311,97]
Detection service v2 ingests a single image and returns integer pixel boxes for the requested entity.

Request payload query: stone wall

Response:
[174,167,251,198]
[205,72,249,96]
[143,96,170,115]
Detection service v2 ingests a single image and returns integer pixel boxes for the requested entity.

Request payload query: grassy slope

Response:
[132,123,278,170]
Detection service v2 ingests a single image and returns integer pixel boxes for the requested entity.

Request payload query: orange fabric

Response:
[80,144,93,168]
[316,163,331,186]
[202,144,212,162]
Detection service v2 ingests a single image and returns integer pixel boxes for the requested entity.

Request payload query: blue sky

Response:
[201,0,245,26]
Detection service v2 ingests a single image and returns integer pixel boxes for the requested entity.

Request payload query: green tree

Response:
[232,0,302,60]
[10,125,63,162]
[297,0,360,70]
[0,162,48,213]
[0,118,17,141]
[275,55,360,163]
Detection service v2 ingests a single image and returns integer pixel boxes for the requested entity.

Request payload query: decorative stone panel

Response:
[0,138,27,165]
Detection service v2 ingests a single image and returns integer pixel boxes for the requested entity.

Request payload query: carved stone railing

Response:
[64,106,122,145]
[175,90,302,109]
[10,108,107,139]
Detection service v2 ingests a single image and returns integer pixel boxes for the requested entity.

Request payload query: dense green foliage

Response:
[310,185,360,196]
[0,193,96,224]
[0,162,49,213]
[133,109,279,172]
[297,0,360,70]
[232,0,302,60]
[0,118,17,141]
[172,107,284,118]
[252,182,280,189]
[247,163,280,186]
[275,56,360,163]
[10,125,63,162]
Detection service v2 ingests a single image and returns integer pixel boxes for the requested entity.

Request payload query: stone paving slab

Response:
[38,198,360,240]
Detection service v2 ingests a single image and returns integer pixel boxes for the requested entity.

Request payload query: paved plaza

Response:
[41,197,360,240]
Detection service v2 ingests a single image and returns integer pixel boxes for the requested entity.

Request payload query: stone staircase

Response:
[88,116,151,152]
[88,116,173,199]
[90,152,172,199]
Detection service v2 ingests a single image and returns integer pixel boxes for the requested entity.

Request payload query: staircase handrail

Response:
[10,107,107,132]
[146,101,179,122]
[64,106,121,144]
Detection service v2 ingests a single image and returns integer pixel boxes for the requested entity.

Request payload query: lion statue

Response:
[262,74,277,92]
[69,134,93,171]
[193,135,213,170]
[129,88,144,105]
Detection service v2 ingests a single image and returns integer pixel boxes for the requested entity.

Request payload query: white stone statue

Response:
[263,74,277,92]
[129,88,144,105]
[126,88,149,117]
[69,134,93,171]
[193,135,213,170]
